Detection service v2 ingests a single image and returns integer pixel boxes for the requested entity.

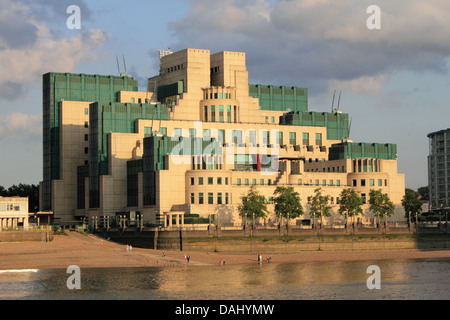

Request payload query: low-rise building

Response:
[0,196,29,230]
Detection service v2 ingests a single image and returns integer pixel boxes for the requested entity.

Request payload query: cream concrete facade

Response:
[0,197,29,230]
[45,48,405,226]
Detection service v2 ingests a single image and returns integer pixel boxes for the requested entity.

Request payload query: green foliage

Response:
[310,188,332,222]
[238,186,268,222]
[368,189,395,219]
[338,188,363,218]
[402,188,423,219]
[417,186,429,200]
[273,186,304,222]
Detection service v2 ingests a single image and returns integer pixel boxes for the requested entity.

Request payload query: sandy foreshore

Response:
[0,231,449,270]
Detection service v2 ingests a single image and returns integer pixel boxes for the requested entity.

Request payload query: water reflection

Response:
[1,258,448,300]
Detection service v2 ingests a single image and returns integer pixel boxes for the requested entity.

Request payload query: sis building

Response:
[40,48,405,227]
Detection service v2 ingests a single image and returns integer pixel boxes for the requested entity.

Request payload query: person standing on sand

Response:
[187,254,190,262]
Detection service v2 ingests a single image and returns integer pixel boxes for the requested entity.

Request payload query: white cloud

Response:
[0,0,107,101]
[329,75,386,95]
[169,0,450,96]
[0,113,41,138]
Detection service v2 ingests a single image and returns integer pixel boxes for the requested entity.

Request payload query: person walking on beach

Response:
[187,254,190,263]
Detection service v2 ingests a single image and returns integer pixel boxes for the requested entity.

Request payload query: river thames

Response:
[1,257,449,300]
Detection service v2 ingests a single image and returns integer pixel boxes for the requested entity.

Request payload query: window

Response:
[234,106,237,123]
[302,132,309,145]
[233,130,242,145]
[237,178,241,186]
[370,179,375,186]
[218,130,225,144]
[204,129,211,140]
[337,180,341,186]
[249,130,256,145]
[353,179,357,187]
[84,121,89,128]
[378,179,382,186]
[245,179,249,186]
[208,193,214,204]
[260,179,264,185]
[315,179,319,186]
[385,179,388,186]
[199,193,204,204]
[211,105,216,122]
[189,128,196,138]
[361,179,366,187]
[227,105,231,123]
[298,179,302,185]
[159,127,167,135]
[217,193,222,204]
[289,132,296,145]
[361,193,366,204]
[190,177,194,185]
[219,105,224,122]
[174,128,182,138]
[268,179,272,185]
[262,130,270,145]
[208,177,213,185]
[315,133,322,146]
[84,147,88,154]
[225,177,228,185]
[131,98,135,103]
[252,179,256,186]
[84,134,88,141]
[271,116,275,122]
[322,179,326,186]
[190,193,195,204]
[84,108,88,115]
[278,132,283,145]
[265,116,268,122]
[204,106,208,122]
[198,177,203,185]
[329,180,333,186]
[217,177,222,185]
[225,193,229,204]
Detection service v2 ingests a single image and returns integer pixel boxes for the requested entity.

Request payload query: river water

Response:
[1,258,449,300]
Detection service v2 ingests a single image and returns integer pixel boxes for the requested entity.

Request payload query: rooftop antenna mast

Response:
[348,117,352,139]
[116,55,121,75]
[331,90,336,112]
[337,90,342,111]
[122,55,127,75]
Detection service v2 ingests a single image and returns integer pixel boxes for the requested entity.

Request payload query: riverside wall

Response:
[0,231,53,242]
[100,228,450,253]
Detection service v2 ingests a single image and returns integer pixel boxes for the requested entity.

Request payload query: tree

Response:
[309,188,332,230]
[338,188,363,233]
[369,189,395,233]
[417,186,429,201]
[237,186,268,227]
[402,188,423,227]
[273,186,304,228]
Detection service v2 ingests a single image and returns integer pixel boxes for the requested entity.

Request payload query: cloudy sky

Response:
[1,0,450,190]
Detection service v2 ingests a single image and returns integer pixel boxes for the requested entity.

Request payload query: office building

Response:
[40,48,405,226]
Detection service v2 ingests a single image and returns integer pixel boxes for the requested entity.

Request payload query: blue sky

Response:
[1,0,450,190]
